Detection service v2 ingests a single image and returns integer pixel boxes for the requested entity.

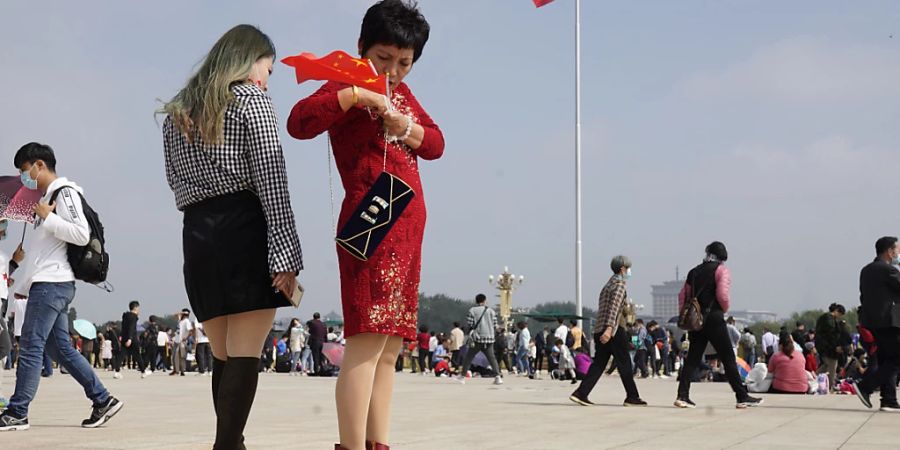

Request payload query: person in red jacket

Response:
[804,343,819,373]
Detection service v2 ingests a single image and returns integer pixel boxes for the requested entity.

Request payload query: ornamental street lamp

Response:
[489,266,525,331]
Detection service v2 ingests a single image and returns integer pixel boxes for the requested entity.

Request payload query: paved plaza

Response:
[0,368,896,449]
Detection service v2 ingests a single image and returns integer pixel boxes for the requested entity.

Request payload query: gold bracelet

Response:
[351,86,359,106]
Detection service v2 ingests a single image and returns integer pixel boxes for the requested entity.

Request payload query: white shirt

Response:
[555,324,569,344]
[194,319,209,344]
[157,330,169,347]
[0,250,9,300]
[13,298,27,337]
[12,178,90,297]
[428,335,438,352]
[761,332,779,351]
[176,318,192,343]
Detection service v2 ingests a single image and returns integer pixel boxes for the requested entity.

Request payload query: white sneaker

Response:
[453,375,466,385]
[660,374,671,379]
[141,370,152,379]
[113,372,123,379]
[493,376,503,385]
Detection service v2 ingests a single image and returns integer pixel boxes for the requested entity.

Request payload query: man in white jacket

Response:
[0,143,122,432]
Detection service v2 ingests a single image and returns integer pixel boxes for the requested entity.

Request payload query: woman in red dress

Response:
[287,2,443,449]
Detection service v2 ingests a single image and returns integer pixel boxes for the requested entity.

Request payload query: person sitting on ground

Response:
[804,342,818,373]
[767,332,811,394]
[843,348,868,383]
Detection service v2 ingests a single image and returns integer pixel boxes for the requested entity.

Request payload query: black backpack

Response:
[49,186,109,284]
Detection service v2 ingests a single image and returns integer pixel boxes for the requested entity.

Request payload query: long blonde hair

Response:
[161,24,275,144]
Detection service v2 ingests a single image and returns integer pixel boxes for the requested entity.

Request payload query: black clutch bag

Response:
[336,171,415,261]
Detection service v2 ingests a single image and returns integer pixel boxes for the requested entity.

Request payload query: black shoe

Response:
[674,398,696,409]
[569,393,595,406]
[879,403,900,412]
[0,412,29,431]
[82,396,124,428]
[851,381,873,409]
[736,396,763,409]
[624,398,648,407]
[570,379,578,385]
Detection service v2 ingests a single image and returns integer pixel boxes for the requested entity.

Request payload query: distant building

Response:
[729,310,778,324]
[652,280,683,320]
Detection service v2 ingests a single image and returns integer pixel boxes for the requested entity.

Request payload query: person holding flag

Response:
[287,1,444,449]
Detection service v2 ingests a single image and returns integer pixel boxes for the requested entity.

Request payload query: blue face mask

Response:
[0,221,7,241]
[20,166,39,190]
[624,268,632,279]
[893,255,900,265]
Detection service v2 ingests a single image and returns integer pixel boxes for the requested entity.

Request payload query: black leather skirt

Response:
[182,191,288,322]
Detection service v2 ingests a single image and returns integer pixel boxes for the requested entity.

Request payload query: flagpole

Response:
[574,0,583,327]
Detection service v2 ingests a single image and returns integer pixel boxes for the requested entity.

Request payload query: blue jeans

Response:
[7,282,110,418]
[516,347,531,375]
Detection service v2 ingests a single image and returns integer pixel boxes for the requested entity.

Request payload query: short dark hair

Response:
[452,321,460,328]
[313,312,321,319]
[419,325,428,333]
[829,303,846,314]
[14,142,57,171]
[705,241,728,261]
[875,236,898,256]
[129,301,140,311]
[475,294,487,304]
[635,319,644,325]
[359,0,431,63]
[149,315,157,323]
[726,316,735,325]
[570,319,577,326]
[796,321,804,327]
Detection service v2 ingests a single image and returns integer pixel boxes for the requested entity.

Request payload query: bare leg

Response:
[224,309,276,357]
[366,336,402,444]
[203,316,229,360]
[336,333,389,450]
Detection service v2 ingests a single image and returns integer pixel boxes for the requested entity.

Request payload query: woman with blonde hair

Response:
[161,24,302,449]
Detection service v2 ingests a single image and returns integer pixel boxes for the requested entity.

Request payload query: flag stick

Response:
[574,0,584,326]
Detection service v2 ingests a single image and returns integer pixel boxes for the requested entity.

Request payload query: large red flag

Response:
[533,0,555,7]
[281,50,388,95]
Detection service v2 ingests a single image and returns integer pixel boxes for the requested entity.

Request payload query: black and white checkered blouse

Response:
[163,83,302,273]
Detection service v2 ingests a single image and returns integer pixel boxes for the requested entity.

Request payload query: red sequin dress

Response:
[287,81,444,340]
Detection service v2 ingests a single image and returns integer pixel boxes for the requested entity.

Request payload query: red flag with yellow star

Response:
[533,0,555,7]
[281,50,388,95]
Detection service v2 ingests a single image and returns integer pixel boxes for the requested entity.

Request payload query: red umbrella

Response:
[0,175,41,223]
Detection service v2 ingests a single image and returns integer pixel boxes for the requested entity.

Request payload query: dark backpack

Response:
[49,186,109,284]
[565,330,575,348]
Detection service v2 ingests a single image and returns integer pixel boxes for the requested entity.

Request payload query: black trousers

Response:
[634,349,649,377]
[145,344,158,372]
[196,342,213,373]
[677,311,748,401]
[535,347,545,372]
[859,328,900,406]
[417,349,428,373]
[573,328,640,400]
[309,340,324,374]
[460,342,501,376]
[116,342,145,372]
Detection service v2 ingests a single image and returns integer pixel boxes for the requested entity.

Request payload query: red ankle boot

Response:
[366,441,390,450]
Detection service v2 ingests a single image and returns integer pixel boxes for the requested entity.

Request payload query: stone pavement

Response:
[0,368,895,449]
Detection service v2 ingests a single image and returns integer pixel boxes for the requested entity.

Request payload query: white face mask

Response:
[624,268,632,279]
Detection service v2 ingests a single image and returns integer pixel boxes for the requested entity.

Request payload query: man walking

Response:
[306,312,326,375]
[515,321,532,377]
[171,309,192,376]
[117,301,149,378]
[0,143,122,431]
[456,294,503,385]
[570,255,646,407]
[853,236,900,412]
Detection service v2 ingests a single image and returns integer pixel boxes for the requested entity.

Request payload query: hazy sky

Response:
[2,1,898,324]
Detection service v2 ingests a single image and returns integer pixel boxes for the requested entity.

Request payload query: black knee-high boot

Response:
[212,357,227,414]
[214,357,259,450]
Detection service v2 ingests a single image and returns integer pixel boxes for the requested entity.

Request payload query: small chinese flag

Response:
[533,0,555,7]
[281,50,388,95]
